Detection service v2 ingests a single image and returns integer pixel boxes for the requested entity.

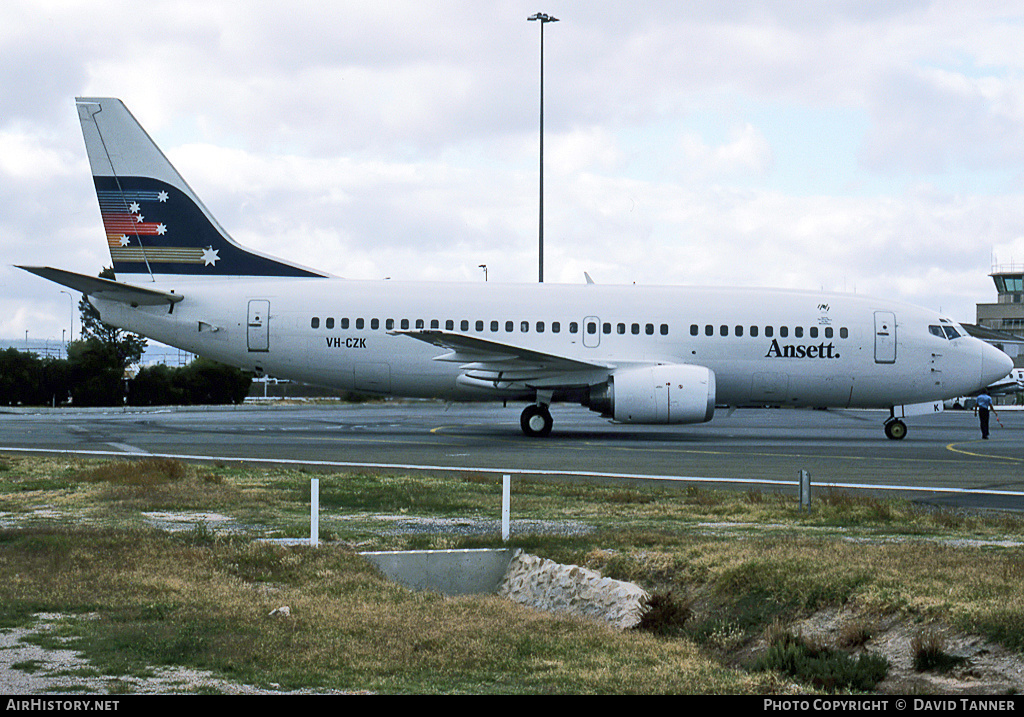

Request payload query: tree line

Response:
[1,269,252,407]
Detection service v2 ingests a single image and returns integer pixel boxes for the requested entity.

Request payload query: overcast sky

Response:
[4,1,1024,344]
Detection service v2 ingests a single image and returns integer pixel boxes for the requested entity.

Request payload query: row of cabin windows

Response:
[307,317,850,340]
[309,316,671,336]
[689,324,849,339]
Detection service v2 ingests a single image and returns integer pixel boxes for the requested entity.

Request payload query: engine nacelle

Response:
[587,364,716,424]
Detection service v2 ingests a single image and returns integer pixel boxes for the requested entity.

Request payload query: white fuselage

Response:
[92,277,1010,412]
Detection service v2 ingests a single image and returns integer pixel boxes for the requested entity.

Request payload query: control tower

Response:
[976,264,1024,369]
[977,264,1024,334]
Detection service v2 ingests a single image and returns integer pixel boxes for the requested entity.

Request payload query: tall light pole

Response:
[528,12,558,283]
[59,290,73,342]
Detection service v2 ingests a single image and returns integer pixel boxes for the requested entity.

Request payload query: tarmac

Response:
[1,400,1022,511]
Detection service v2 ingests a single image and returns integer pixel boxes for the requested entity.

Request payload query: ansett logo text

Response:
[765,339,840,359]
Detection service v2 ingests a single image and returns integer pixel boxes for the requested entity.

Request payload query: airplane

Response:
[19,97,1014,440]
[986,368,1024,397]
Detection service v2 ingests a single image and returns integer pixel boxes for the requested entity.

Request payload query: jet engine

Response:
[585,364,716,424]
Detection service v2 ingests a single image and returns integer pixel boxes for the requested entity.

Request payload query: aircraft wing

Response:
[393,329,614,390]
[18,266,183,306]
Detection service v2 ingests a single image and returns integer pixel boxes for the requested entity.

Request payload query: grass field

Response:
[1,454,1022,694]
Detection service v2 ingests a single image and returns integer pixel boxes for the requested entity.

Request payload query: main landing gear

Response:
[884,414,907,440]
[520,404,553,437]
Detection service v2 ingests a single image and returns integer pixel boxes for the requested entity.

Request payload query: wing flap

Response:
[393,329,614,390]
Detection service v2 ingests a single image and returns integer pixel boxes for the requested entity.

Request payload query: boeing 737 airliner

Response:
[19,98,1014,438]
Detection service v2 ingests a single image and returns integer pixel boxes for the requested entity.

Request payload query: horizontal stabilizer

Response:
[17,266,183,306]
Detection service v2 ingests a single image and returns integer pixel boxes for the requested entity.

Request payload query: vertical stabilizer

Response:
[76,97,326,281]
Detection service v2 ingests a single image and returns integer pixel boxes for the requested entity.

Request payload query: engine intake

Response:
[586,364,716,424]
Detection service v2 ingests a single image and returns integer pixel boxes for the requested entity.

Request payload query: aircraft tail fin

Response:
[76,97,327,281]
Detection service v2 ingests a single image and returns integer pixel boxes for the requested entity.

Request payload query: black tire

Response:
[520,404,553,437]
[884,419,907,440]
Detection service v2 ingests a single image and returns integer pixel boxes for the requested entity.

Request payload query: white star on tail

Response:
[201,246,220,266]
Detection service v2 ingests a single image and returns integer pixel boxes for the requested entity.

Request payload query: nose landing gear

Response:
[884,417,907,440]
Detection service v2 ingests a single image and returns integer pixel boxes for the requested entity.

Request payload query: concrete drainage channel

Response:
[360,548,649,631]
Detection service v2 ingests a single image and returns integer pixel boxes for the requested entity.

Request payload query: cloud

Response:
[3,1,1024,343]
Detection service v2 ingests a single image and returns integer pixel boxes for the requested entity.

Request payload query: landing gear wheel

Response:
[520,404,553,437]
[884,419,907,440]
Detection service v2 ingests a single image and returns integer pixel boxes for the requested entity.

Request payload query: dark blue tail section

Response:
[94,175,322,278]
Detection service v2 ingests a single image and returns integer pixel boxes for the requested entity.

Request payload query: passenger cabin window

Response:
[311,317,320,329]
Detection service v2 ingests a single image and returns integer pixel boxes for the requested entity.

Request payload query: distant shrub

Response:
[634,591,692,636]
[752,631,889,693]
[912,627,967,673]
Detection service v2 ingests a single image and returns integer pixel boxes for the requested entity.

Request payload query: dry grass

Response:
[1,454,1023,693]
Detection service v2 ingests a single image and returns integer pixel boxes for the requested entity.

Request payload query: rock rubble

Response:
[497,550,648,630]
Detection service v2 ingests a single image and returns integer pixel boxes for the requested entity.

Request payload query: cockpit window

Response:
[929,325,945,339]
[943,326,961,340]
[930,324,962,340]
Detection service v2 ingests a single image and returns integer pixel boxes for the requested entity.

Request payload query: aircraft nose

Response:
[982,340,1014,386]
